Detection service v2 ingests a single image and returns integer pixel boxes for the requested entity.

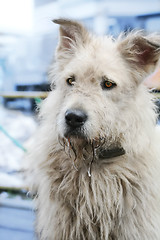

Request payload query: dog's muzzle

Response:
[64,109,88,137]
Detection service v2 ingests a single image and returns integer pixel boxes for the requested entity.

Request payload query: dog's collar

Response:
[98,147,125,159]
[88,146,126,177]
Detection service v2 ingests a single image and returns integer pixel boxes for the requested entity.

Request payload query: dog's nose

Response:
[65,109,88,128]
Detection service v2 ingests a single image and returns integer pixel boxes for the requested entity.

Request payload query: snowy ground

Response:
[0,104,37,188]
[0,104,37,239]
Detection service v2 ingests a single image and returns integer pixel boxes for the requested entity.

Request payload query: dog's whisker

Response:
[63,140,69,156]
[58,136,69,157]
[68,147,72,159]
[84,144,92,155]
[87,164,92,177]
[66,138,79,171]
[72,160,79,171]
[99,137,106,147]
[67,137,71,148]
[58,135,64,147]
[88,142,96,177]
[92,138,99,149]
[68,138,77,160]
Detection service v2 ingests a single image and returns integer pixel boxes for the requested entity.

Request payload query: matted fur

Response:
[28,19,160,240]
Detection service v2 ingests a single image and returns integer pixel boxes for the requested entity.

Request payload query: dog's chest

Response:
[50,160,138,220]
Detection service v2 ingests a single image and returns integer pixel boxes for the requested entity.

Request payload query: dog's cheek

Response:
[86,101,116,139]
[56,107,67,138]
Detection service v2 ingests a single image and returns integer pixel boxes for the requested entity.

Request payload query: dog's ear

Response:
[53,19,89,58]
[118,32,160,77]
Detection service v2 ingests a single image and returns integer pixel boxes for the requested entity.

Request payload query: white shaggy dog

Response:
[28,19,160,240]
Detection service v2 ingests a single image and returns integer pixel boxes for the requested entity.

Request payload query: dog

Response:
[28,19,160,240]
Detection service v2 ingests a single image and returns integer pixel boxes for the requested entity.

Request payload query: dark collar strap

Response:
[99,147,125,159]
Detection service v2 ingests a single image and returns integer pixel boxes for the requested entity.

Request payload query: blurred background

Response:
[0,0,160,239]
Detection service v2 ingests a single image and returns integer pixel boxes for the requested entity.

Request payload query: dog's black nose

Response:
[65,109,88,128]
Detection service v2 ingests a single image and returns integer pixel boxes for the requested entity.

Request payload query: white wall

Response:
[0,0,34,34]
[33,0,160,35]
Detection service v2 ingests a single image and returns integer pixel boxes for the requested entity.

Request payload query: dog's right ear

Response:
[53,19,89,58]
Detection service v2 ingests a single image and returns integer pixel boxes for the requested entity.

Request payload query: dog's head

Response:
[49,19,160,162]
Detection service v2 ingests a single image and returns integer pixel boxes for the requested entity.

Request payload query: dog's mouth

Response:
[61,108,125,176]
[59,136,125,177]
[64,127,86,139]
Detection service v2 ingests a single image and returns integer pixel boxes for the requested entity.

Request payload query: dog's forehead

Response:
[63,37,127,83]
[79,37,118,62]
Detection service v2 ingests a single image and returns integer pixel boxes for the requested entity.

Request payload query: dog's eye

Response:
[66,76,75,86]
[101,78,116,90]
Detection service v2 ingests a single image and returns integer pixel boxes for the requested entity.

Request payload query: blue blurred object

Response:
[0,193,36,240]
[0,207,35,240]
[0,124,27,152]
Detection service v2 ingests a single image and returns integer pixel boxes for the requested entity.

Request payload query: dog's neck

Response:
[61,137,126,176]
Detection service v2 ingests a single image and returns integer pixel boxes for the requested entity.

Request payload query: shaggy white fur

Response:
[28,19,160,240]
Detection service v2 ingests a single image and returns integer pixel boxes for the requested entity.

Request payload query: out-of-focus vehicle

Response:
[144,67,160,117]
[144,68,160,90]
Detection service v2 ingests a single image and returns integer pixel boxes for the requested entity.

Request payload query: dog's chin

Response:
[64,128,88,142]
[63,129,103,155]
[62,129,125,160]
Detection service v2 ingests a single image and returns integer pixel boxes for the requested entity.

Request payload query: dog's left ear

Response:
[118,32,160,77]
[53,19,89,58]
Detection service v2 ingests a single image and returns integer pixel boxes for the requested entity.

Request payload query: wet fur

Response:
[28,19,160,239]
